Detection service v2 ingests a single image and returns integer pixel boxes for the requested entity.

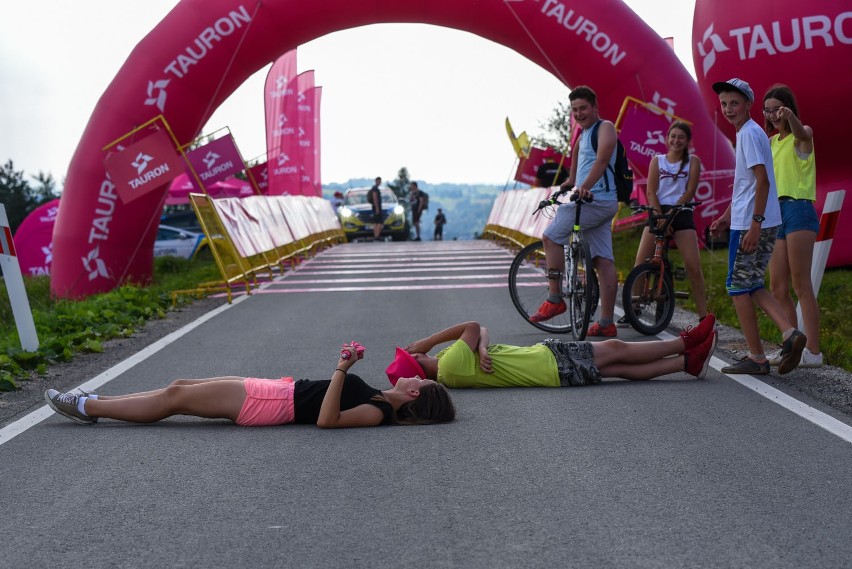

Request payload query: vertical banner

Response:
[248,161,270,194]
[184,134,246,188]
[264,49,299,195]
[311,86,322,197]
[296,71,315,197]
[104,129,184,205]
[1,204,38,351]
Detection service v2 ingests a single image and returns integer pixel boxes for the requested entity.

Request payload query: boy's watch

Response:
[752,214,765,223]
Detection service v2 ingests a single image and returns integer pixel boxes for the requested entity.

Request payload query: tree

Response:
[0,160,60,232]
[386,167,412,203]
[532,100,573,154]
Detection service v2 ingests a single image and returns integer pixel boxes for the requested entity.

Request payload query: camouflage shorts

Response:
[540,339,602,387]
[725,227,778,296]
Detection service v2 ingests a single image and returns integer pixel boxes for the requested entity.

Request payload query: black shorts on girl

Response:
[541,339,602,386]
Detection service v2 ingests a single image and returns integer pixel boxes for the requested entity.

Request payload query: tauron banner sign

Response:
[248,161,270,194]
[185,134,245,188]
[68,0,852,297]
[617,104,674,180]
[264,49,299,196]
[104,129,184,205]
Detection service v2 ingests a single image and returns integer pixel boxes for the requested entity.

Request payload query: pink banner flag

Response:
[311,87,322,196]
[617,104,673,179]
[264,49,299,195]
[184,134,246,188]
[515,146,547,186]
[104,129,184,205]
[12,199,60,276]
[296,71,315,197]
[248,161,270,194]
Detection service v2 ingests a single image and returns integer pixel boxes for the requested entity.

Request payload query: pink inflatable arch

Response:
[54,0,736,298]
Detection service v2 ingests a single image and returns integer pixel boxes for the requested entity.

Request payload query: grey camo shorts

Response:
[541,339,602,387]
[725,227,778,296]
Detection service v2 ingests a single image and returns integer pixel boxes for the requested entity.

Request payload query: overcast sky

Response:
[0,0,696,188]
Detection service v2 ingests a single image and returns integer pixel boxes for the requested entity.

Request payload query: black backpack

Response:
[590,120,634,204]
[420,191,429,211]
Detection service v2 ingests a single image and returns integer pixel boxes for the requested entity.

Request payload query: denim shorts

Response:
[777,198,819,239]
[725,227,778,296]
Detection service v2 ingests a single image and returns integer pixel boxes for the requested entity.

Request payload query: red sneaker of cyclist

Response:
[680,313,716,351]
[587,322,617,337]
[684,330,718,378]
[530,300,566,322]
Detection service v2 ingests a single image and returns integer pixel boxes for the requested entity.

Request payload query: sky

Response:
[0,0,697,188]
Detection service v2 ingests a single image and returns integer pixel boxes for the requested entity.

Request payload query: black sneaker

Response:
[721,357,770,375]
[44,389,96,425]
[778,330,807,375]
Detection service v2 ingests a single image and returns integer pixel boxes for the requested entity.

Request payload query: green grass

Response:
[611,228,852,372]
[0,254,221,391]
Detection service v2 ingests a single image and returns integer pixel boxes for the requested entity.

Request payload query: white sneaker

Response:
[767,349,783,366]
[799,347,823,368]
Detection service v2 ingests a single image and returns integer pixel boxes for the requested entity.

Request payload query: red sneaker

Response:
[530,300,566,322]
[684,330,718,378]
[680,313,716,351]
[587,322,617,337]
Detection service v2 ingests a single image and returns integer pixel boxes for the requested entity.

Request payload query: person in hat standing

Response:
[708,78,806,376]
[385,320,718,388]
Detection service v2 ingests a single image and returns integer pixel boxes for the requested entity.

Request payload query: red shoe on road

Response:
[680,313,716,351]
[587,322,617,337]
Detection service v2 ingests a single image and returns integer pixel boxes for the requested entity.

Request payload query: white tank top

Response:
[655,154,689,205]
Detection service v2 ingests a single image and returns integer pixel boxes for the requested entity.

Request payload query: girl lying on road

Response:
[386,318,717,388]
[45,343,456,428]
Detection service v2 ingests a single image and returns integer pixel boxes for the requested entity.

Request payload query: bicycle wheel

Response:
[508,240,571,334]
[567,240,596,340]
[622,262,675,335]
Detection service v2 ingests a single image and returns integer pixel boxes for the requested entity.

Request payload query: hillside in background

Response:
[324,179,525,241]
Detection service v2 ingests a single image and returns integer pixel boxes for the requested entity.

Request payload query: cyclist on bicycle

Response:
[531,86,620,337]
[617,121,710,328]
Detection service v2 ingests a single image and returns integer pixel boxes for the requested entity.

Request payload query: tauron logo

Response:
[145,79,170,112]
[131,153,153,175]
[649,91,677,120]
[696,23,731,76]
[82,247,110,281]
[276,76,288,90]
[202,152,220,170]
[278,114,288,127]
[645,130,666,145]
[277,153,290,166]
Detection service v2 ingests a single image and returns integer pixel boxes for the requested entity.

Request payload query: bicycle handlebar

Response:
[633,201,701,233]
[533,191,594,215]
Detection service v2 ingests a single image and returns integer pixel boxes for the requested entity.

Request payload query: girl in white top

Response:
[620,121,709,326]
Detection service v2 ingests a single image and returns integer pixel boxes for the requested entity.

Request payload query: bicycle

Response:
[621,201,699,335]
[508,193,600,339]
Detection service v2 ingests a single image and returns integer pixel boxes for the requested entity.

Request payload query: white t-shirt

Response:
[655,154,689,205]
[731,120,781,230]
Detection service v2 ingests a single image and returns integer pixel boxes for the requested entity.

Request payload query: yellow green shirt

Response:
[436,340,560,388]
[770,133,816,200]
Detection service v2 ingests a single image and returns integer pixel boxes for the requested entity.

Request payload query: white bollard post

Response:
[0,204,39,352]
[796,190,845,330]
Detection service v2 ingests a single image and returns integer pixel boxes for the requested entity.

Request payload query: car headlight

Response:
[393,205,404,215]
[339,206,353,217]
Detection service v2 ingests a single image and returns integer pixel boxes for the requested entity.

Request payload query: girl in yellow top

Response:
[763,85,822,368]
[386,320,718,388]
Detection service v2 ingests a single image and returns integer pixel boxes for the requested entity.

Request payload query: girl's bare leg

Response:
[591,338,685,368]
[85,379,247,423]
[633,227,656,266]
[599,357,684,380]
[673,229,708,317]
[785,230,820,353]
[96,377,244,400]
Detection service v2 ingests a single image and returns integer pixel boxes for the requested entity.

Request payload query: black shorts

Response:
[412,209,422,223]
[371,211,385,224]
[660,205,696,232]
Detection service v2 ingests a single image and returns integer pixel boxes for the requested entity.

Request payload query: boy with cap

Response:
[385,320,717,388]
[708,78,806,375]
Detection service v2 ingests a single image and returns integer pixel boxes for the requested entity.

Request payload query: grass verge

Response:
[0,254,220,391]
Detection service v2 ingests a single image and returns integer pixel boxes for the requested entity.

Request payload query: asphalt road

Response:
[2,240,851,568]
